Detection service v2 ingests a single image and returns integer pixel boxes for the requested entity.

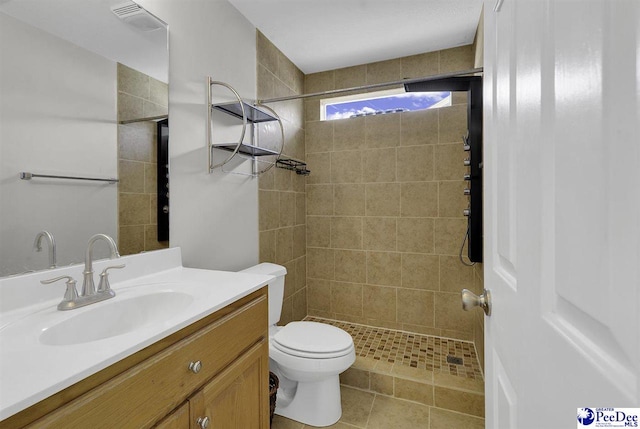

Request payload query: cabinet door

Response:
[190,340,269,429]
[154,403,189,429]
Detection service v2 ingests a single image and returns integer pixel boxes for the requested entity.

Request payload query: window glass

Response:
[322,88,451,121]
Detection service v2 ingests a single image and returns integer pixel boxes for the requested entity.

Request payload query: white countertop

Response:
[0,248,272,421]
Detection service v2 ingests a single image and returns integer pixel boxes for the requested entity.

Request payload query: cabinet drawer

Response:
[28,292,267,429]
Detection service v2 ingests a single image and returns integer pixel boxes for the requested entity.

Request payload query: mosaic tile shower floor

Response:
[305,317,483,380]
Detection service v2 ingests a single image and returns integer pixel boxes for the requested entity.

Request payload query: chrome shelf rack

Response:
[206,78,310,177]
[207,78,284,176]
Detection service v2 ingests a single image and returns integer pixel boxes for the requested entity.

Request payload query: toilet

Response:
[241,263,355,427]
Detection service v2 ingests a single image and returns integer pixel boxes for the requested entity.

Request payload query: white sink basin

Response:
[39,291,194,346]
[0,248,275,422]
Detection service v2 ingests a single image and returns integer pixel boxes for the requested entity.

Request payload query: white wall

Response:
[137,0,259,271]
[0,13,117,276]
[473,6,484,69]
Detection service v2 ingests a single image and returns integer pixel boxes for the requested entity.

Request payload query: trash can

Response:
[269,372,279,426]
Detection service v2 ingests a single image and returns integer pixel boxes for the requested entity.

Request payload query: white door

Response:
[483,0,640,427]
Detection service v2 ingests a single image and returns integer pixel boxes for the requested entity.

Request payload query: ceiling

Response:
[1,0,482,80]
[0,0,168,82]
[228,0,483,74]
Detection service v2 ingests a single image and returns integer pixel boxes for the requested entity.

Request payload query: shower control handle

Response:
[461,288,491,316]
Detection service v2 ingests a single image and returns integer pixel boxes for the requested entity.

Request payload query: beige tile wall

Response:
[256,32,307,324]
[305,45,479,341]
[117,64,169,255]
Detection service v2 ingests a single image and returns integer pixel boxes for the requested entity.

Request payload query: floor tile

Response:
[370,372,394,395]
[340,367,371,390]
[391,363,434,383]
[306,316,483,379]
[394,377,434,405]
[434,386,485,417]
[296,316,486,428]
[272,414,304,429]
[353,355,377,370]
[433,371,484,393]
[429,407,485,429]
[303,422,361,429]
[367,395,430,429]
[339,386,375,427]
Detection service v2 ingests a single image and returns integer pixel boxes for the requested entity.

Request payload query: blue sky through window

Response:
[324,91,451,120]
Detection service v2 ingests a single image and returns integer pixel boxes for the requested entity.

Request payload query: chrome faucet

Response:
[82,233,120,296]
[34,230,56,269]
[41,233,125,311]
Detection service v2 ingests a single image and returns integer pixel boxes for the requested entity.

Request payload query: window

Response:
[321,88,451,121]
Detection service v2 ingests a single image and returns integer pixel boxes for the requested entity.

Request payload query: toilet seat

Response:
[272,322,354,359]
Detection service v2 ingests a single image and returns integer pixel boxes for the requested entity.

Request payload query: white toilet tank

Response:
[240,263,287,326]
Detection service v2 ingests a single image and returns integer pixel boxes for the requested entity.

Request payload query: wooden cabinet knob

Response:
[188,360,202,374]
[196,416,210,429]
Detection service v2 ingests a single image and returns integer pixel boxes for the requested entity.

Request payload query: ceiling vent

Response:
[111,1,165,32]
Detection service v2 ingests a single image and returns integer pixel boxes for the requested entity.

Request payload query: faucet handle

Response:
[41,275,79,303]
[97,264,126,293]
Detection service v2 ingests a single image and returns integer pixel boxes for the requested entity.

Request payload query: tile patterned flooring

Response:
[272,318,485,428]
[272,385,485,429]
[306,317,483,379]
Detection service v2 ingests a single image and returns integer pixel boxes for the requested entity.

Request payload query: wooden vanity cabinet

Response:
[1,287,269,429]
[154,403,190,429]
[154,339,269,429]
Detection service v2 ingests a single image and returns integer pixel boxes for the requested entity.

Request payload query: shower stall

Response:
[256,33,486,426]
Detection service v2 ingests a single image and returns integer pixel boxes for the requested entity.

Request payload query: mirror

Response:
[0,0,169,277]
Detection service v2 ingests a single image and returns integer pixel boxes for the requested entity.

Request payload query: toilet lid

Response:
[272,322,354,358]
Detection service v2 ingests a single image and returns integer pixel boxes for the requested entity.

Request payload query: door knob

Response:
[461,288,491,316]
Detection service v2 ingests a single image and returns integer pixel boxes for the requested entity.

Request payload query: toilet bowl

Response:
[241,263,355,427]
